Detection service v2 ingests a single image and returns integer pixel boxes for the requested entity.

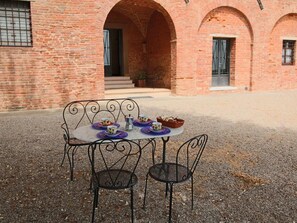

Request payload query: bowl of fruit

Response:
[156,116,184,128]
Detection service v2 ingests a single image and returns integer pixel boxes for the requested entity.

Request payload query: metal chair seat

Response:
[148,163,191,183]
[93,169,138,190]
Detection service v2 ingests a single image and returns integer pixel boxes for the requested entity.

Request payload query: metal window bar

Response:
[282,40,295,65]
[104,30,110,66]
[0,0,32,47]
[212,40,218,75]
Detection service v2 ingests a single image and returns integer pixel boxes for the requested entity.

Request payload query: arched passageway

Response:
[103,0,176,89]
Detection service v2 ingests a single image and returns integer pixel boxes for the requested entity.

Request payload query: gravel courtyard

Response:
[1,90,297,223]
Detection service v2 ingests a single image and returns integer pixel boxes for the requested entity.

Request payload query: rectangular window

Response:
[0,0,32,47]
[282,40,295,65]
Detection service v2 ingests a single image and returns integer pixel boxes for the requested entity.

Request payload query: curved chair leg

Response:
[143,172,150,209]
[168,183,174,223]
[130,187,134,223]
[91,187,98,223]
[88,144,96,190]
[95,187,99,208]
[66,146,79,181]
[191,176,194,210]
[66,145,74,181]
[60,143,68,166]
[71,146,77,181]
[165,183,169,198]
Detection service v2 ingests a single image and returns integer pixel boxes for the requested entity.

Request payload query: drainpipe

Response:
[249,43,254,91]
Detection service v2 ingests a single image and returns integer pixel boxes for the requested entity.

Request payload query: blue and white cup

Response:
[139,114,149,122]
[152,121,162,131]
[101,118,111,126]
[107,125,118,135]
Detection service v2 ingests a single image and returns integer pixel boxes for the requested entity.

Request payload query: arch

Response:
[107,0,176,40]
[103,0,177,90]
[271,13,297,35]
[267,13,297,90]
[197,6,254,90]
[198,6,254,42]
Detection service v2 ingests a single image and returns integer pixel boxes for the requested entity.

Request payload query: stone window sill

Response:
[209,86,238,91]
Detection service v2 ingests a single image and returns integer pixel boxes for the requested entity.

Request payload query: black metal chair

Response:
[60,98,140,181]
[88,139,142,223]
[143,134,208,223]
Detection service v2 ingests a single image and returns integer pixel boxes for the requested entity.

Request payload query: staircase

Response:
[105,76,135,89]
[105,87,171,98]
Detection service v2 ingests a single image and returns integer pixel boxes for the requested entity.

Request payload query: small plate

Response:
[104,131,121,137]
[140,126,171,135]
[92,122,120,130]
[149,126,164,133]
[96,130,128,139]
[133,119,153,127]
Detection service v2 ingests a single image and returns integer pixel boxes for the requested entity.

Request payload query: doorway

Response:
[212,38,231,86]
[104,29,123,76]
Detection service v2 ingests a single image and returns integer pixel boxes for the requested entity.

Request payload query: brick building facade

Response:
[0,0,296,111]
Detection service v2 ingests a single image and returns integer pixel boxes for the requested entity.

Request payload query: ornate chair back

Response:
[89,139,142,189]
[60,98,140,181]
[143,134,208,222]
[61,98,140,142]
[175,134,208,181]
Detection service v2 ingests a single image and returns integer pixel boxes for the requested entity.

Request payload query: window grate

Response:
[282,40,295,65]
[103,30,110,66]
[0,0,32,47]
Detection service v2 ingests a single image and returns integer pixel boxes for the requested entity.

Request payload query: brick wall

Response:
[0,0,296,111]
[265,14,297,90]
[0,0,103,111]
[197,6,253,93]
[147,11,171,88]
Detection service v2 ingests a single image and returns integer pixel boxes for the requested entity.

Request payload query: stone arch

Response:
[197,6,254,91]
[268,13,297,90]
[198,6,253,41]
[103,0,176,89]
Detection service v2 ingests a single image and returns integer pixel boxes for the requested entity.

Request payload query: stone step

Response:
[104,80,132,85]
[105,88,171,98]
[105,84,135,89]
[104,76,134,89]
[105,76,131,81]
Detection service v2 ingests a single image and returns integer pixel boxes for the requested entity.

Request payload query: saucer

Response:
[96,130,128,139]
[133,119,153,127]
[149,126,164,133]
[140,126,171,135]
[105,130,121,137]
[92,122,120,130]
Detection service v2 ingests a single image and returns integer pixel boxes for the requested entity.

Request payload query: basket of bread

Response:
[156,116,184,128]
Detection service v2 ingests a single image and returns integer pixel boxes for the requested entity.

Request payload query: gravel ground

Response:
[1,90,297,223]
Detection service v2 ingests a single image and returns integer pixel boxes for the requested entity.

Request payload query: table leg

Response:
[161,137,170,163]
[161,137,170,196]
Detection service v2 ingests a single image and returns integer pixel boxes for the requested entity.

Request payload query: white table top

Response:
[73,122,184,142]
